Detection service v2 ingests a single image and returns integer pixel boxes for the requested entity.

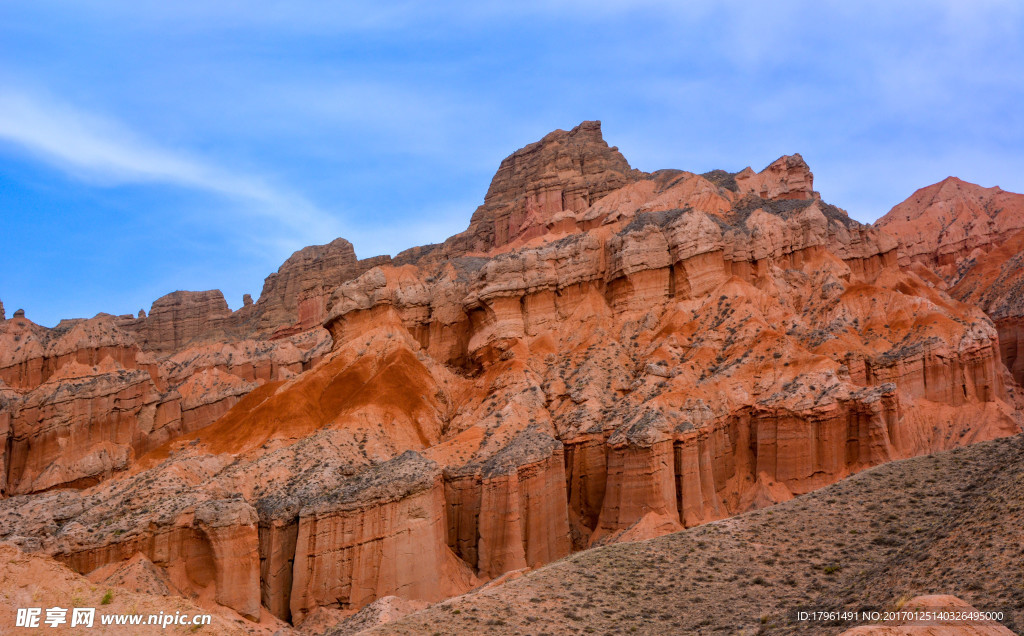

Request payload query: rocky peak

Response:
[130,289,231,352]
[735,153,815,201]
[0,299,4,321]
[877,178,1024,387]
[461,120,640,251]
[482,120,635,206]
[876,177,1024,274]
[256,238,392,331]
[259,238,360,308]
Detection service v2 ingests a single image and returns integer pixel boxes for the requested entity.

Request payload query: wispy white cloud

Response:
[0,89,342,247]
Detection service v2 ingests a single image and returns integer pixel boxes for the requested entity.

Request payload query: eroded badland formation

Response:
[1,121,1023,633]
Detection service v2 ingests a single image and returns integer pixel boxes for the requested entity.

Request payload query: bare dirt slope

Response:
[372,432,1024,635]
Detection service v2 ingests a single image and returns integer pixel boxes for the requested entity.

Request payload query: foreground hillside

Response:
[372,432,1024,635]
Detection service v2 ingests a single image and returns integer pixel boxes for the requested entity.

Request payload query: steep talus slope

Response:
[877,178,1024,386]
[370,433,1024,635]
[1,121,1020,626]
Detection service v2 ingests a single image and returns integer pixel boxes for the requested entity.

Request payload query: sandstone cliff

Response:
[877,178,1024,386]
[0,309,330,495]
[255,237,392,333]
[876,177,1024,278]
[1,122,1020,627]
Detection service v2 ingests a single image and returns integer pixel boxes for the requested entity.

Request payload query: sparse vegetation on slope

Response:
[371,433,1024,635]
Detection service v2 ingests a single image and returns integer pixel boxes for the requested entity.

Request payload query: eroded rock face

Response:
[0,311,330,495]
[127,290,232,352]
[1,122,1020,626]
[289,451,476,623]
[878,179,1024,386]
[256,238,392,332]
[877,177,1024,277]
[734,153,816,201]
[400,120,642,263]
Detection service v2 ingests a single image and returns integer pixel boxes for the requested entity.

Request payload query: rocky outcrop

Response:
[443,428,571,578]
[402,121,642,263]
[2,122,1021,627]
[289,452,475,624]
[877,179,1024,386]
[734,153,816,201]
[997,315,1024,388]
[256,238,392,332]
[193,499,262,620]
[877,177,1024,279]
[0,311,329,495]
[127,290,233,352]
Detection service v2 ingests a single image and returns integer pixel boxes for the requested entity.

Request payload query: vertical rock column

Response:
[446,430,571,581]
[674,427,731,527]
[564,435,610,548]
[256,498,300,622]
[592,414,682,544]
[997,317,1024,386]
[289,452,475,624]
[0,391,10,497]
[193,499,262,621]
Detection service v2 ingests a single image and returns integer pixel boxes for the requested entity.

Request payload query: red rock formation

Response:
[193,499,262,620]
[734,153,816,201]
[590,414,681,545]
[127,290,232,352]
[442,429,571,578]
[877,177,1024,277]
[288,452,476,624]
[0,311,329,494]
[1,122,1021,628]
[399,121,641,264]
[877,179,1024,386]
[255,238,392,333]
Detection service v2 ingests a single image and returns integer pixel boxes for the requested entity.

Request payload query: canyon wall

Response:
[1,121,1020,626]
[877,178,1024,386]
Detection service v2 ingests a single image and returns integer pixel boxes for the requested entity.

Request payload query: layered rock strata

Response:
[0,310,329,495]
[0,232,395,495]
[1,121,1020,627]
[289,452,476,623]
[877,178,1024,386]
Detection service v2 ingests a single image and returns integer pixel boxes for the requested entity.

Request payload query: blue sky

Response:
[1,1,1022,327]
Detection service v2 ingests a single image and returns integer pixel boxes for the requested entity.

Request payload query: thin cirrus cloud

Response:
[0,89,342,247]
